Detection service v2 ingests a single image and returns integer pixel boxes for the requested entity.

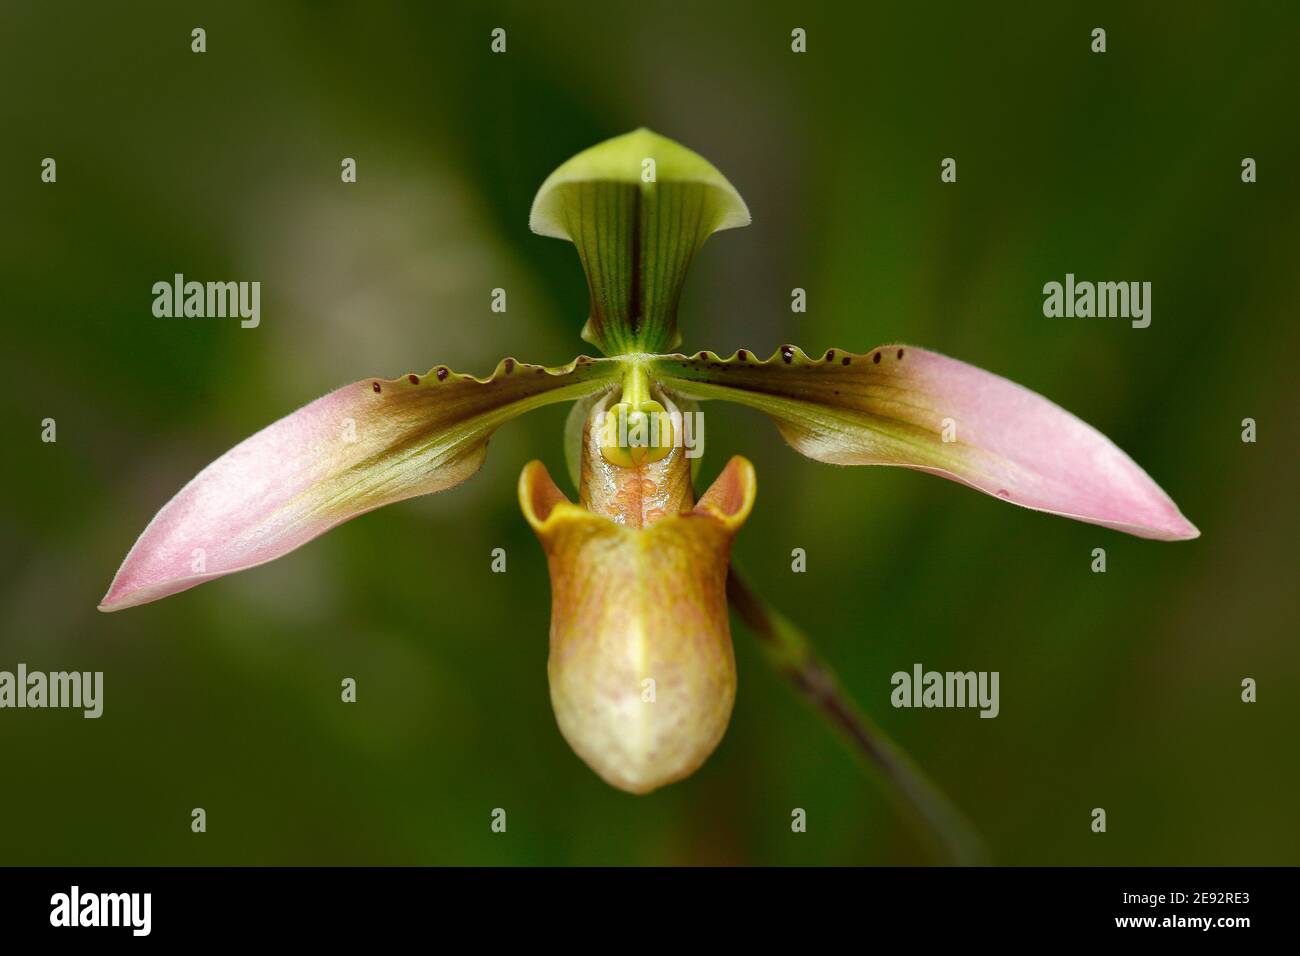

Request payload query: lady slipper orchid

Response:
[100,128,1197,800]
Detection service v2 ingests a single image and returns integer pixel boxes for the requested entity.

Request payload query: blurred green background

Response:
[2,1,1297,865]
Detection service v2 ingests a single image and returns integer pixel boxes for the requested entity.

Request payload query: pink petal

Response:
[100,357,620,611]
[651,346,1199,541]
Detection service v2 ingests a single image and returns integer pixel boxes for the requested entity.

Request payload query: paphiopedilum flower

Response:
[101,129,1197,800]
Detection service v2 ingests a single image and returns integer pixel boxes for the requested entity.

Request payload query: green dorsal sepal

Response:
[530,128,750,356]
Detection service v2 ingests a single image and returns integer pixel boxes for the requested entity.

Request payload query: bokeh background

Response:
[2,1,1297,865]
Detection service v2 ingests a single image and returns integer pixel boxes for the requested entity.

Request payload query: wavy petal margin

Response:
[650,346,1197,540]
[99,356,621,611]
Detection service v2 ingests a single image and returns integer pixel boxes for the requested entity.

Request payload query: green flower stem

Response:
[620,361,652,407]
[726,565,988,865]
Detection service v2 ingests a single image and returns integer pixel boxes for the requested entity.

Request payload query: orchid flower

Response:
[100,129,1197,814]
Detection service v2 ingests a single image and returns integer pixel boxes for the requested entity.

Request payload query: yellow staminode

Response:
[597,361,676,467]
[597,399,677,467]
